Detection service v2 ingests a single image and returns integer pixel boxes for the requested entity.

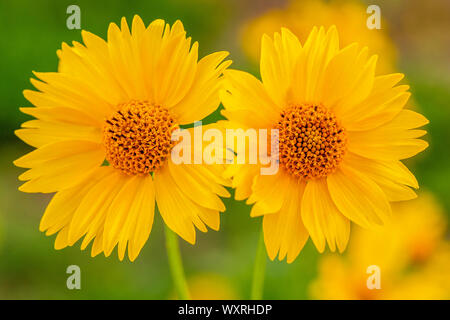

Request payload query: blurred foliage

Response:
[0,0,449,299]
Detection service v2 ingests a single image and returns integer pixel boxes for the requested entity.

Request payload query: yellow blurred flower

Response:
[171,273,238,300]
[310,193,450,299]
[241,0,397,73]
[392,193,446,263]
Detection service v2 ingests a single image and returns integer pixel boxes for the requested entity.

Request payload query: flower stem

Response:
[165,225,190,300]
[250,229,267,300]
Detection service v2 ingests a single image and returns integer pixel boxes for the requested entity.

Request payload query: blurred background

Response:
[0,0,449,299]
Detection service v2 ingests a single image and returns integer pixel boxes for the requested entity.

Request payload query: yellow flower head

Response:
[384,192,446,265]
[310,193,449,300]
[241,0,397,73]
[171,273,238,300]
[14,16,232,261]
[222,26,428,262]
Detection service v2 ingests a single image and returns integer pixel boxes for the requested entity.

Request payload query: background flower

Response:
[170,273,239,299]
[241,0,397,73]
[309,192,450,300]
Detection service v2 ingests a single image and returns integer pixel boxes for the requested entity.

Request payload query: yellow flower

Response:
[221,26,428,263]
[241,0,397,73]
[309,193,450,300]
[14,16,232,261]
[385,192,446,264]
[170,273,238,300]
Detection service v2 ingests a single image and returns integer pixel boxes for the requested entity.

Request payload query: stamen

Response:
[103,100,178,175]
[275,103,347,180]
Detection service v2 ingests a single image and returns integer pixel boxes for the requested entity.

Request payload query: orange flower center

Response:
[275,103,347,180]
[103,100,178,175]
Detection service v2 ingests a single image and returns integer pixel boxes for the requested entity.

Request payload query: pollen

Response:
[275,103,347,180]
[103,100,178,175]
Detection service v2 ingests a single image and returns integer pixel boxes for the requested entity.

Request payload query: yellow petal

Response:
[327,165,391,228]
[291,26,341,103]
[260,28,302,106]
[171,51,231,124]
[102,174,151,259]
[79,30,128,104]
[263,179,308,263]
[229,164,260,201]
[248,170,292,217]
[333,54,377,117]
[305,26,340,102]
[317,42,359,107]
[343,152,419,202]
[347,110,429,160]
[15,120,101,148]
[155,165,218,244]
[140,19,166,102]
[168,160,226,212]
[20,106,99,127]
[221,69,280,128]
[28,72,115,120]
[91,228,105,257]
[54,226,70,250]
[107,21,143,100]
[15,140,105,193]
[301,179,350,253]
[39,167,111,234]
[341,75,410,131]
[67,168,124,246]
[127,175,155,261]
[152,24,198,107]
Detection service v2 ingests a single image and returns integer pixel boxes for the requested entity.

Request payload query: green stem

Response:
[165,225,190,300]
[250,229,267,300]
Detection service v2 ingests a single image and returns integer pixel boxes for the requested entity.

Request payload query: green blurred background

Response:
[0,0,448,299]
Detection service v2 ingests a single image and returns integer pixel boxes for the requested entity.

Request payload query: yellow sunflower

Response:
[222,26,428,263]
[14,16,232,261]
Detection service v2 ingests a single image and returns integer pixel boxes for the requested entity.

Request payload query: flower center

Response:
[275,103,347,180]
[103,100,178,175]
